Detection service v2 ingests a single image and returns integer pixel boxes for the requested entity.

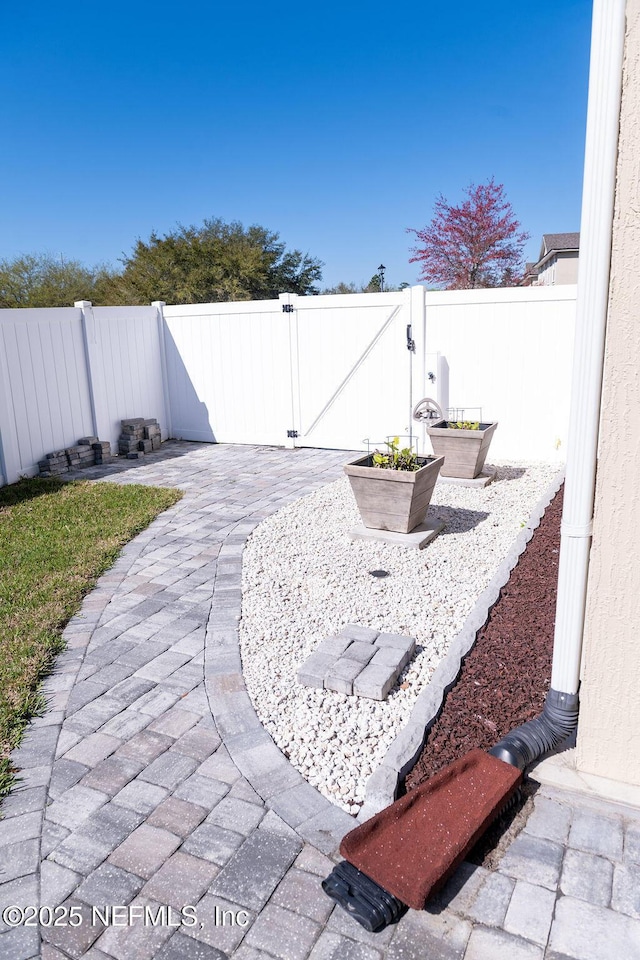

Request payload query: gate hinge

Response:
[282,303,295,313]
[287,429,299,438]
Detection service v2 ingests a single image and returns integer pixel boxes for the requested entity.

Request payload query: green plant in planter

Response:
[447,420,480,430]
[372,437,420,471]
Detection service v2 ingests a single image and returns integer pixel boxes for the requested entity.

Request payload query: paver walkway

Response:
[1,442,639,960]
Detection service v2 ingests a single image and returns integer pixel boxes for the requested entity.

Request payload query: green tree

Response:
[0,253,117,308]
[103,218,323,304]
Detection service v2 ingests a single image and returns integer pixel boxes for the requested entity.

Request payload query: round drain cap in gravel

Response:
[369,569,390,578]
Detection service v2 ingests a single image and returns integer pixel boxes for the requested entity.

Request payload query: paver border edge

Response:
[359,467,567,820]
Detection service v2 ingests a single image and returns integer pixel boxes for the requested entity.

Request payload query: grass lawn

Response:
[0,476,182,800]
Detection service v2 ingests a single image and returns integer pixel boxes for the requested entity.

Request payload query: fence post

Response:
[76,300,111,447]
[0,329,21,485]
[279,292,299,448]
[152,301,172,440]
[409,285,426,452]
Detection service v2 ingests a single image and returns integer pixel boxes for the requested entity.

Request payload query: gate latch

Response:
[282,304,295,313]
[406,324,416,352]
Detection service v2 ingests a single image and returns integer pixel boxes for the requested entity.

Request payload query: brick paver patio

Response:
[1,442,639,959]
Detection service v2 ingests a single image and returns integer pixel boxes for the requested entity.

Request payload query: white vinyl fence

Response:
[0,286,576,486]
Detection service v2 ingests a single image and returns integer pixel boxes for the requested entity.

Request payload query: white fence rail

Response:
[0,286,576,486]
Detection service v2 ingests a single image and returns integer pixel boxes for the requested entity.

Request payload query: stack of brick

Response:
[38,436,112,477]
[38,450,70,477]
[118,418,161,460]
[67,437,99,470]
[92,440,112,465]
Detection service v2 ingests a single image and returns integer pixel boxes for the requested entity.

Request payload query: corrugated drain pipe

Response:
[323,0,627,932]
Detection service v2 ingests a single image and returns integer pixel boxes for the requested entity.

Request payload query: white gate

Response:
[287,287,425,452]
[162,287,426,453]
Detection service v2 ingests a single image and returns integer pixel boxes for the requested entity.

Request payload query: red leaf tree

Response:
[408,179,529,289]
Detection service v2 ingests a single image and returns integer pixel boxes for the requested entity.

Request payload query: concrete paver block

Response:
[76,862,144,907]
[353,663,396,701]
[339,625,380,643]
[182,821,245,865]
[325,658,363,695]
[625,822,640,865]
[498,833,564,890]
[568,809,624,860]
[549,895,640,960]
[184,893,255,954]
[466,872,515,926]
[308,931,383,959]
[108,824,182,879]
[146,797,208,837]
[464,925,544,959]
[612,863,640,919]
[296,652,337,689]
[142,851,219,908]
[386,908,472,960]
[138,751,200,791]
[210,831,302,909]
[560,849,614,907]
[503,880,556,946]
[342,642,377,665]
[112,778,168,815]
[522,795,572,845]
[46,785,109,831]
[206,797,265,835]
[243,903,320,960]
[272,867,334,923]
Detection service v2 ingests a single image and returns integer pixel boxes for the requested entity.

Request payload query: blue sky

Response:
[1,1,592,290]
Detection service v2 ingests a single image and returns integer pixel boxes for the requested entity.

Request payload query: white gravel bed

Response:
[239,461,562,814]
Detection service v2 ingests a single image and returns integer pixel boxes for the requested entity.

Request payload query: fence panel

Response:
[424,286,576,461]
[0,308,94,484]
[162,300,292,446]
[88,305,169,447]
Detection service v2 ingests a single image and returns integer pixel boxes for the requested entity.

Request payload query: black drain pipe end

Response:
[488,688,579,770]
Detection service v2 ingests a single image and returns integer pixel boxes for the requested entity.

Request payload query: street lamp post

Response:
[378,264,386,292]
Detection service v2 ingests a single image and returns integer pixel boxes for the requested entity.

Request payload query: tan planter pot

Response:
[344,454,444,534]
[426,420,498,479]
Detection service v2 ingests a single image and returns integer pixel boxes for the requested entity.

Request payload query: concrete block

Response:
[499,834,564,890]
[342,641,377,665]
[210,832,302,909]
[560,849,613,907]
[524,795,572,844]
[569,809,624,860]
[243,903,320,960]
[625,822,640,864]
[504,880,556,945]
[296,652,336,689]
[549,895,640,960]
[353,663,396,700]
[339,624,379,643]
[317,635,352,657]
[464,925,543,959]
[612,863,640,919]
[325,657,363,695]
[108,824,182,879]
[182,822,245,866]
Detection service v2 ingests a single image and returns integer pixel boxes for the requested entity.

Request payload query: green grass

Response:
[0,477,182,800]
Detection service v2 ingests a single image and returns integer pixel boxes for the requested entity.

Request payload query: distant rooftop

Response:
[539,232,580,260]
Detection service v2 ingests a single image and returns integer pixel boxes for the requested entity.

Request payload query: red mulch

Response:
[405,484,563,792]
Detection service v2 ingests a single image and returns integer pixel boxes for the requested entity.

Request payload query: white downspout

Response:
[551,0,626,694]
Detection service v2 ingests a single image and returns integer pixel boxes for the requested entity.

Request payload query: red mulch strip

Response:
[405,483,563,792]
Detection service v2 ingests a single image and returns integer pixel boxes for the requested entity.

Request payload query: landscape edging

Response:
[358,467,566,821]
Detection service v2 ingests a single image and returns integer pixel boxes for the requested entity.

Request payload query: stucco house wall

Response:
[577,0,640,785]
